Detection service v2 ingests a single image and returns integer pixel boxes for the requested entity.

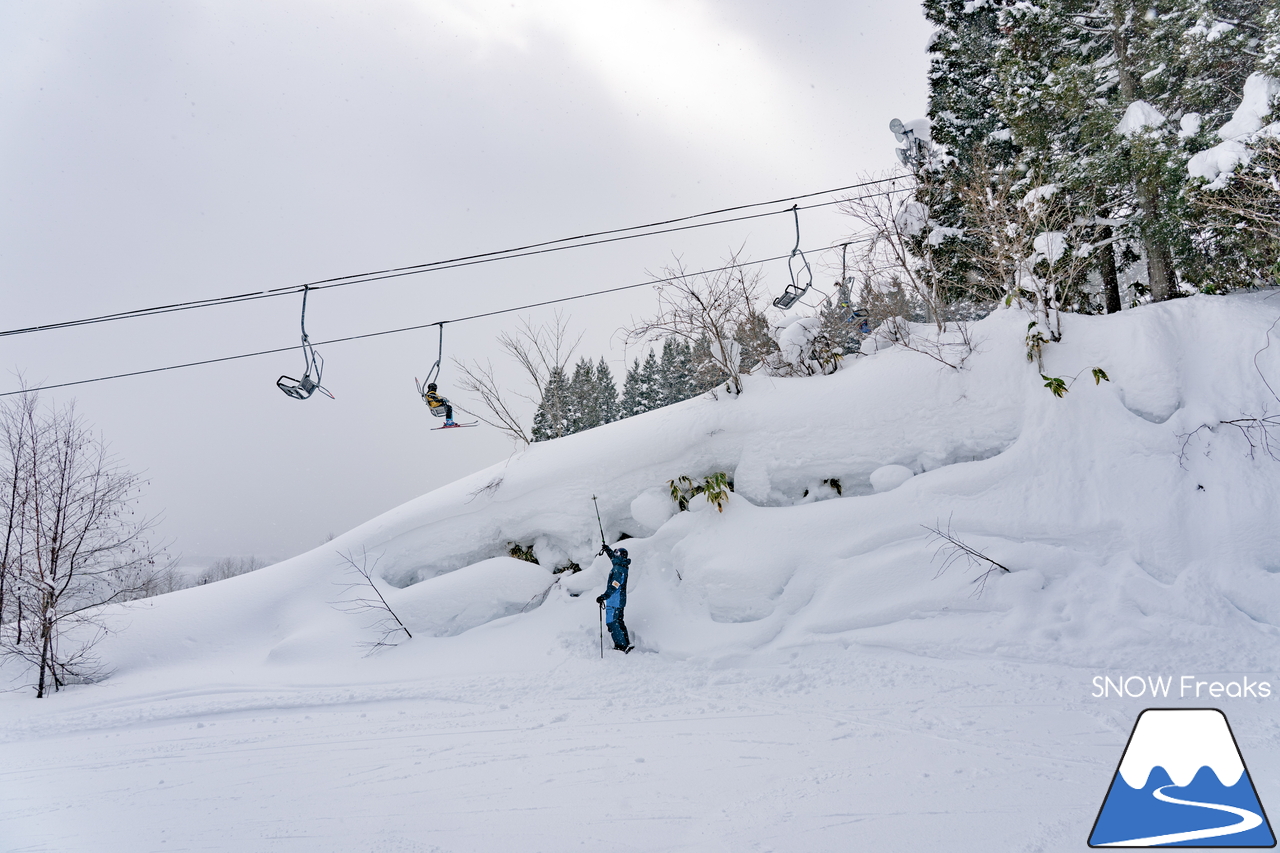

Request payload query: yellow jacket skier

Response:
[421,383,456,427]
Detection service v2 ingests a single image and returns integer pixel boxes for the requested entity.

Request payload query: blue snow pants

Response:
[605,602,630,649]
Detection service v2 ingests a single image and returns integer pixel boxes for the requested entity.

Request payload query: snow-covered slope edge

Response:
[57,294,1280,685]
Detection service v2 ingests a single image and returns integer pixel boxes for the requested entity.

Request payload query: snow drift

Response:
[68,291,1280,684]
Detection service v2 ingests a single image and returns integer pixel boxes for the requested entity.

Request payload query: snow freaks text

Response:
[1092,676,1273,700]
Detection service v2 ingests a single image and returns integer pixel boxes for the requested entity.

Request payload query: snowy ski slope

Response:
[4,294,1280,852]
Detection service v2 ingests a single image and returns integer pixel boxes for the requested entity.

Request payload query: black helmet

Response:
[427,383,437,392]
[617,547,628,557]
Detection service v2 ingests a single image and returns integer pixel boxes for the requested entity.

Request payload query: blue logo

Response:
[1089,708,1275,847]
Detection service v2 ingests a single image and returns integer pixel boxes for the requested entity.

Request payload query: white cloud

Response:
[419,0,794,158]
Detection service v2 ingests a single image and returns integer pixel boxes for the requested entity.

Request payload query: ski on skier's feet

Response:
[431,421,478,430]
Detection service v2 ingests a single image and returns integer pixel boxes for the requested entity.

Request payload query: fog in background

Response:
[0,0,931,566]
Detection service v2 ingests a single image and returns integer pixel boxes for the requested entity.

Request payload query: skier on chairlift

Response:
[421,383,457,427]
[416,324,474,429]
[596,544,633,653]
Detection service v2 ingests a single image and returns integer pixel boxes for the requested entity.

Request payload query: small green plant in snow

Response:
[1042,374,1068,398]
[668,472,734,513]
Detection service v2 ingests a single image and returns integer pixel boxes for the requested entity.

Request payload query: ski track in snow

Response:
[2,650,1125,852]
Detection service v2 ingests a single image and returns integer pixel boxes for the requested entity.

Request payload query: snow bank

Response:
[37,292,1280,683]
[391,557,554,637]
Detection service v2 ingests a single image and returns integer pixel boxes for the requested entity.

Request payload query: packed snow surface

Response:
[4,293,1280,852]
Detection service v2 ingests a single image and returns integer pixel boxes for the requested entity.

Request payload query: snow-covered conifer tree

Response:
[638,349,662,412]
[619,357,647,419]
[991,0,1268,302]
[915,0,1018,303]
[531,366,571,442]
[565,358,597,435]
[658,338,695,406]
[594,357,619,425]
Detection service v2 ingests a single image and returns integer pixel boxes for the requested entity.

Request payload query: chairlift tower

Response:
[889,118,927,169]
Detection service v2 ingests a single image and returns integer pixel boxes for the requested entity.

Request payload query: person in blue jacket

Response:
[595,545,633,653]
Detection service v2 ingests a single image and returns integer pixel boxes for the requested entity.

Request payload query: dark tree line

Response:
[532,338,724,441]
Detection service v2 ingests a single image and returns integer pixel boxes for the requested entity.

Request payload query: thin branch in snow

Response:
[1178,414,1280,466]
[1219,416,1280,461]
[925,518,1010,597]
[331,549,412,654]
[520,577,559,613]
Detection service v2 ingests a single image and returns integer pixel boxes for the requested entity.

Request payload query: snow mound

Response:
[630,486,676,532]
[52,293,1280,682]
[870,464,914,492]
[392,557,554,637]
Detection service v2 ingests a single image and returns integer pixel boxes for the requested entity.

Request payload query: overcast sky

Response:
[0,0,933,566]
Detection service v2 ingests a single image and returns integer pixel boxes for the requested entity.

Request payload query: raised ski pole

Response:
[591,495,607,551]
[592,495,606,659]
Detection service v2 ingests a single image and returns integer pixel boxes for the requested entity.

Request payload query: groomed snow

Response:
[4,293,1280,852]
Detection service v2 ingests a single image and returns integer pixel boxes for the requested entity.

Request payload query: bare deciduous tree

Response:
[841,176,950,332]
[0,391,165,697]
[453,312,582,445]
[989,180,1097,348]
[625,252,764,396]
[950,156,1109,343]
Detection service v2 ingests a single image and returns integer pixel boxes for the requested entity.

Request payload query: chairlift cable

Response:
[0,181,910,340]
[1,240,871,399]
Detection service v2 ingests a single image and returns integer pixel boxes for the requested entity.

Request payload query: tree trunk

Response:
[1144,235,1176,302]
[1099,224,1122,313]
[37,622,50,698]
[1112,6,1176,303]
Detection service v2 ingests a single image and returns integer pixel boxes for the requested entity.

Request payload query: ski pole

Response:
[598,601,604,659]
[591,494,607,551]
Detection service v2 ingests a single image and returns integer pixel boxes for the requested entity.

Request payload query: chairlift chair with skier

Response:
[415,323,476,429]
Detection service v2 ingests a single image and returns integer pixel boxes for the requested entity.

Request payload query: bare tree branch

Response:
[452,359,533,445]
[331,549,412,655]
[452,311,582,445]
[624,250,764,396]
[924,518,1011,597]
